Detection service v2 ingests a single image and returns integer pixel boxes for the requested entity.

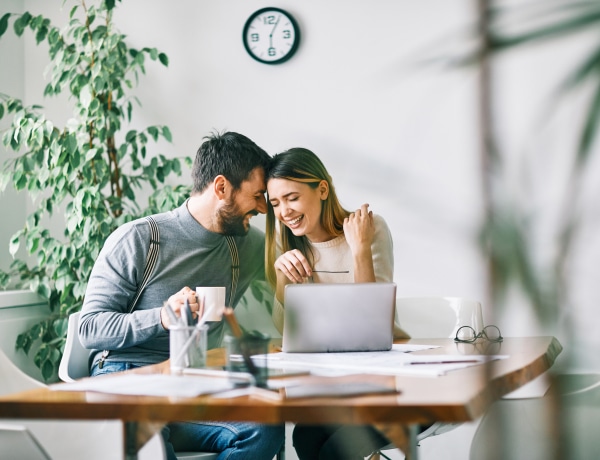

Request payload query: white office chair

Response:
[369,297,485,460]
[470,373,600,460]
[0,347,167,459]
[394,297,484,340]
[58,311,90,382]
[60,312,218,460]
[0,423,52,460]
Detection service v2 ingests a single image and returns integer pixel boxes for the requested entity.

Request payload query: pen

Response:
[311,270,350,274]
[407,359,482,365]
[181,298,195,326]
[164,301,180,327]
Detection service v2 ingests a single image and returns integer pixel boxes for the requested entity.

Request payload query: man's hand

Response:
[160,286,201,329]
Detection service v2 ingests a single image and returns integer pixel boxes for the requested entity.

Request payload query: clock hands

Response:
[270,15,281,37]
[268,15,281,49]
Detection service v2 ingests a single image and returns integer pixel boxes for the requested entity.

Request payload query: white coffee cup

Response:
[196,286,226,322]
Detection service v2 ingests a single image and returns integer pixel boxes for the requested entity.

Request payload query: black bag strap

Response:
[225,236,239,306]
[97,216,160,368]
[128,216,160,313]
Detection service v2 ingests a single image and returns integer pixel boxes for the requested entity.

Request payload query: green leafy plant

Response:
[0,0,191,380]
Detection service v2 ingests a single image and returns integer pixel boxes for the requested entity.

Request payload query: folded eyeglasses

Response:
[454,324,503,343]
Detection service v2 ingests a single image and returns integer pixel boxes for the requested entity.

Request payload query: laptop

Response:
[282,282,397,353]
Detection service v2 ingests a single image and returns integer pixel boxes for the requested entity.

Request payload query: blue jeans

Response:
[92,361,284,460]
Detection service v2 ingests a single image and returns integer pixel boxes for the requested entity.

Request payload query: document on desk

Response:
[257,345,508,377]
[51,374,236,398]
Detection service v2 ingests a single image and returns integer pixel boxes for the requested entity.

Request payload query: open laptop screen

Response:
[282,282,396,353]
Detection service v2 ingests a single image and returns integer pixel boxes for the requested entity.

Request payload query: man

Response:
[79,131,284,460]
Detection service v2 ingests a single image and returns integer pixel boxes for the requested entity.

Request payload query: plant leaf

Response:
[162,126,172,142]
[13,11,31,36]
[576,77,600,165]
[158,52,168,67]
[490,9,600,52]
[0,13,10,38]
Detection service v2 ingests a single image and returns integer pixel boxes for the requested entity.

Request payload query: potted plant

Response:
[0,0,190,380]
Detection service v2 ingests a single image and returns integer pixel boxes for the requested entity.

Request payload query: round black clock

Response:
[242,7,300,65]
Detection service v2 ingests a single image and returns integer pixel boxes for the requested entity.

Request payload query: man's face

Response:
[218,167,267,236]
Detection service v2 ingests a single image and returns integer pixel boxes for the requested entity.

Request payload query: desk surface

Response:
[0,337,562,426]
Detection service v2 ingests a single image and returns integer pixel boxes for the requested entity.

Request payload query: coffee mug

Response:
[196,286,226,321]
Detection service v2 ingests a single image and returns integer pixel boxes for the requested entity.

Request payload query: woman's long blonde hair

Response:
[265,148,350,288]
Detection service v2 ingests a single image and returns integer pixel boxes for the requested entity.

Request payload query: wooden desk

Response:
[0,337,562,460]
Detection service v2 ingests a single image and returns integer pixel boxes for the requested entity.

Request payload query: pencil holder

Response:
[224,332,270,387]
[170,324,208,373]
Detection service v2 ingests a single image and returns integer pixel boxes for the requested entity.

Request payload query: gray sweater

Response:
[79,200,265,368]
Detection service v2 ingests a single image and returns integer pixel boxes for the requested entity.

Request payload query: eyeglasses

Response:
[454,325,503,343]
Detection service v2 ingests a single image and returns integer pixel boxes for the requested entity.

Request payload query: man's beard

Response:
[218,199,257,236]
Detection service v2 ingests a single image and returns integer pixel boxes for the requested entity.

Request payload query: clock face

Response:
[243,8,300,65]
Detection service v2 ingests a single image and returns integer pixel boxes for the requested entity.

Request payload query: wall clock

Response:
[243,7,300,64]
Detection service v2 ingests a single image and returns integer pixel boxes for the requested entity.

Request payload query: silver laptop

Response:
[282,282,397,353]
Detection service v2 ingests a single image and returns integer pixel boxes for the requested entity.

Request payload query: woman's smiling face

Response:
[267,178,331,242]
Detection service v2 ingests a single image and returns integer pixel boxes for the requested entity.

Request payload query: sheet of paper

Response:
[256,347,507,377]
[50,374,236,398]
[390,343,441,352]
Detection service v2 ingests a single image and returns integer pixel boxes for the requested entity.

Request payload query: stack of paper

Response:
[51,374,236,398]
[255,344,507,377]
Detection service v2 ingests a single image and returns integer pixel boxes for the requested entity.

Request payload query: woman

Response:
[265,147,407,460]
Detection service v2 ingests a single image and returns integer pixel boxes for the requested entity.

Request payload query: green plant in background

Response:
[0,0,191,380]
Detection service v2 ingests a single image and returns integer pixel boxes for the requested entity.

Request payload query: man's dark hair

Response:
[191,131,270,193]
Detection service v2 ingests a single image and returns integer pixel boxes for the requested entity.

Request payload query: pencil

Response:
[223,307,243,338]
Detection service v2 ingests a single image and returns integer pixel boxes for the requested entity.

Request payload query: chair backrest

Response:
[395,297,484,339]
[58,312,90,382]
[0,348,45,396]
[0,424,52,460]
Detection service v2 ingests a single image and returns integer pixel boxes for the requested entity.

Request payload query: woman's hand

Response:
[344,204,376,283]
[343,203,375,255]
[275,249,312,284]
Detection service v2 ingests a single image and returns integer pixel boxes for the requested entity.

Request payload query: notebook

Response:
[282,282,397,353]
